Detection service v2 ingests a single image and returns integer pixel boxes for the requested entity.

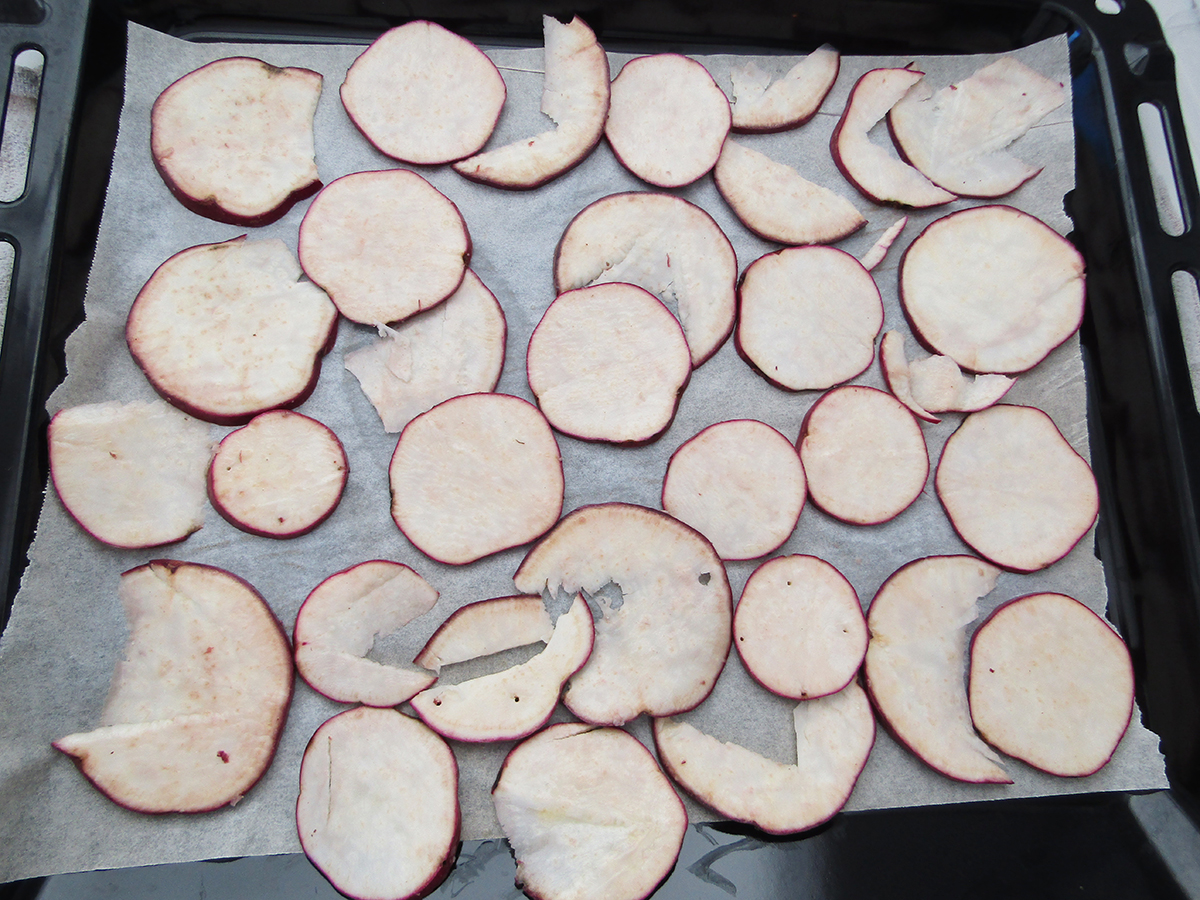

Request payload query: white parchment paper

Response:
[0,22,1168,883]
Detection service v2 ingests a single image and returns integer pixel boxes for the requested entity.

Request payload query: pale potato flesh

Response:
[49,400,212,549]
[865,555,1010,783]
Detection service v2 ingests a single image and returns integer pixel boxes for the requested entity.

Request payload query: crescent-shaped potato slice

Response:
[831,68,956,208]
[294,561,439,707]
[513,503,732,726]
[553,192,737,367]
[341,20,506,165]
[654,681,875,835]
[453,16,609,188]
[410,594,593,742]
[714,140,866,246]
[864,555,1010,783]
[53,561,293,813]
[729,46,839,133]
[493,723,687,900]
[414,595,552,673]
[881,331,1014,423]
[49,400,212,549]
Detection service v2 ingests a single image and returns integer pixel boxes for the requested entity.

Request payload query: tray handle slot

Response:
[1136,100,1189,236]
[0,47,43,205]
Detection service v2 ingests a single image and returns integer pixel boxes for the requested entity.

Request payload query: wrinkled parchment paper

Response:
[0,23,1167,883]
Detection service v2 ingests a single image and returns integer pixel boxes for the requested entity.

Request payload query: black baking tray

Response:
[3,0,1200,896]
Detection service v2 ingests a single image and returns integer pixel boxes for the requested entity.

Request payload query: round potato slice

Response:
[298,169,470,326]
[493,722,687,900]
[297,707,459,900]
[209,410,348,538]
[798,385,929,525]
[341,20,506,164]
[662,419,805,560]
[935,404,1099,572]
[899,205,1085,374]
[969,592,1134,777]
[527,283,691,444]
[737,246,883,392]
[605,53,731,187]
[125,237,338,425]
[151,57,322,226]
[390,393,564,565]
[734,555,866,700]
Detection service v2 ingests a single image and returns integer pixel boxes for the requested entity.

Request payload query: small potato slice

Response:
[453,16,609,189]
[888,57,1067,198]
[654,681,875,835]
[514,503,732,726]
[49,400,212,549]
[734,555,866,700]
[880,330,1014,423]
[729,46,839,133]
[605,54,731,187]
[799,386,928,526]
[294,561,438,707]
[410,594,593,742]
[151,57,322,226]
[864,555,1010,784]
[714,139,866,245]
[209,410,347,539]
[935,404,1099,572]
[54,561,293,813]
[859,217,908,271]
[899,205,1085,374]
[662,419,805,560]
[298,169,470,326]
[297,707,459,900]
[527,283,691,444]
[493,722,687,900]
[389,393,564,565]
[737,246,882,393]
[553,192,737,367]
[126,237,338,425]
[341,20,506,165]
[343,270,506,433]
[830,68,956,209]
[414,595,552,673]
[969,592,1134,777]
